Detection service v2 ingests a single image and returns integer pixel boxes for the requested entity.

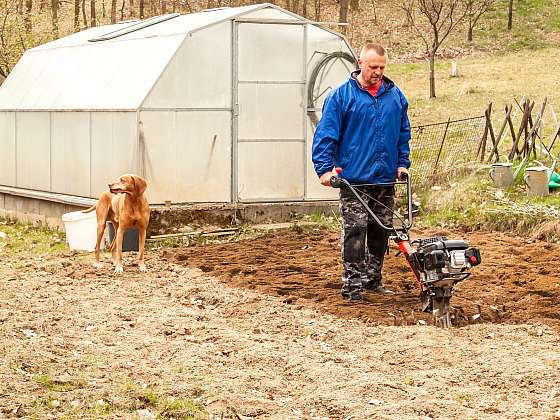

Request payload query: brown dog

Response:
[83,174,150,274]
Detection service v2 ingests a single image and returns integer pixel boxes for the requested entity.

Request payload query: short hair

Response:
[360,43,386,57]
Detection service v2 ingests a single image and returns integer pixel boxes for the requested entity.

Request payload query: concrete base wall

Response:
[148,201,339,235]
[0,192,338,234]
[0,193,85,230]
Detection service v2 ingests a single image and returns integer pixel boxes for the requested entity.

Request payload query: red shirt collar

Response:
[365,79,382,97]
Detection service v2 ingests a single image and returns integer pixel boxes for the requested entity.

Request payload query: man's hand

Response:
[396,167,409,181]
[319,169,339,187]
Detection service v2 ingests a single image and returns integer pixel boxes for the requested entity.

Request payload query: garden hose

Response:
[307,51,357,127]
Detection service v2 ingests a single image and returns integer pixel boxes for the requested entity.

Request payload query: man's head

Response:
[357,43,387,87]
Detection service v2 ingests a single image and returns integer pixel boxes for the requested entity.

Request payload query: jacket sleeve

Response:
[397,90,411,169]
[312,90,343,177]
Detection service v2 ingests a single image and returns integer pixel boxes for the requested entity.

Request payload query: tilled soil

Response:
[1,226,560,419]
[169,227,560,330]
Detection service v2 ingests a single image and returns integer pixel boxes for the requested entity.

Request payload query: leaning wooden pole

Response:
[487,104,513,163]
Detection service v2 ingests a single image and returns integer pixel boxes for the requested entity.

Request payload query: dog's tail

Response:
[82,204,97,213]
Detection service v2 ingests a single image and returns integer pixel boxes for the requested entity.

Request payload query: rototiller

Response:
[330,171,481,328]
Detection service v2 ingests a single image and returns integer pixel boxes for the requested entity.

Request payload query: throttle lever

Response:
[330,167,344,188]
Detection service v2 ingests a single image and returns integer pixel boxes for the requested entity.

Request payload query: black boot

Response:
[341,284,363,301]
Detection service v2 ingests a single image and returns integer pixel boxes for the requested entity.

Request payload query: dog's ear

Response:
[133,175,147,196]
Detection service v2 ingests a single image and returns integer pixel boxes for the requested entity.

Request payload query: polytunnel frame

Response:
[135,3,357,204]
[0,4,357,208]
[231,17,309,203]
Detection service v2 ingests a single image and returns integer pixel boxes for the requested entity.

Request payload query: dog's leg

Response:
[114,225,125,274]
[93,220,106,268]
[137,227,147,272]
[92,195,111,269]
[110,221,119,262]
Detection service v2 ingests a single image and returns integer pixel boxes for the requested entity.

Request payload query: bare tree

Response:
[24,0,32,33]
[464,0,495,42]
[507,0,513,30]
[73,0,80,31]
[338,0,350,34]
[139,0,144,19]
[314,0,321,21]
[90,0,96,26]
[50,0,59,37]
[402,0,467,98]
[0,0,22,80]
[82,0,88,27]
[110,0,116,22]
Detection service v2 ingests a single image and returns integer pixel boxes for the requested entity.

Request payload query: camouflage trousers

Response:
[339,185,395,293]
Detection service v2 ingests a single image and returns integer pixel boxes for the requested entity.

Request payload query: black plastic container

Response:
[107,223,139,252]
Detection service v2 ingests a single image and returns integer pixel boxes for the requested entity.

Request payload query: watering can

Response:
[489,163,514,188]
[524,166,549,196]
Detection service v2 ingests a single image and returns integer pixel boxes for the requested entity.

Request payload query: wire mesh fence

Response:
[410,116,485,188]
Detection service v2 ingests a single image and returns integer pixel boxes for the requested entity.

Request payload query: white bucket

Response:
[62,211,104,251]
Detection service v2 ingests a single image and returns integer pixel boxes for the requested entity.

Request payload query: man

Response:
[312,43,411,301]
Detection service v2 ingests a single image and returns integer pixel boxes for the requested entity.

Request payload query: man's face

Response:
[358,50,387,87]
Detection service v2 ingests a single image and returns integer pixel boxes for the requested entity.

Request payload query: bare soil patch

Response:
[169,227,560,330]
[1,227,559,419]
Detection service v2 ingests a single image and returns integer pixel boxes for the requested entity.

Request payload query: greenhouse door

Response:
[234,20,306,202]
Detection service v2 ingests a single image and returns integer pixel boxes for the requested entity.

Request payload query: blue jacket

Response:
[312,71,411,185]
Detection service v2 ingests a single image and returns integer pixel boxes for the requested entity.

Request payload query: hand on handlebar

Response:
[319,167,343,187]
[397,167,409,181]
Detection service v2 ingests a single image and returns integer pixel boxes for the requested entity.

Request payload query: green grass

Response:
[0,219,67,254]
[121,382,207,419]
[417,168,560,238]
[388,47,560,126]
[33,374,84,392]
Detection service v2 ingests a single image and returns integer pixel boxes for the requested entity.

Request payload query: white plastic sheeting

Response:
[0,3,355,204]
[0,36,183,110]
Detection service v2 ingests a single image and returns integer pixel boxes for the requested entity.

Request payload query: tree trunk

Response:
[74,0,80,31]
[467,24,473,42]
[314,0,320,21]
[24,0,33,33]
[82,0,88,27]
[90,0,96,27]
[429,53,436,98]
[110,0,116,22]
[338,0,349,34]
[292,0,300,14]
[508,0,513,30]
[140,0,144,19]
[51,0,59,38]
[161,0,166,14]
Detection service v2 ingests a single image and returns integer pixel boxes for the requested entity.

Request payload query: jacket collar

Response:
[350,70,395,94]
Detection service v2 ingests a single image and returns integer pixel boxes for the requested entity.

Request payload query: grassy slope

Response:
[388,47,560,126]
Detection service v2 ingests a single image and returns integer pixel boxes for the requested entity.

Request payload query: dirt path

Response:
[1,227,559,419]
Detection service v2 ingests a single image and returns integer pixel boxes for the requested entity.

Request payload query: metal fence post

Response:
[432,117,451,176]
